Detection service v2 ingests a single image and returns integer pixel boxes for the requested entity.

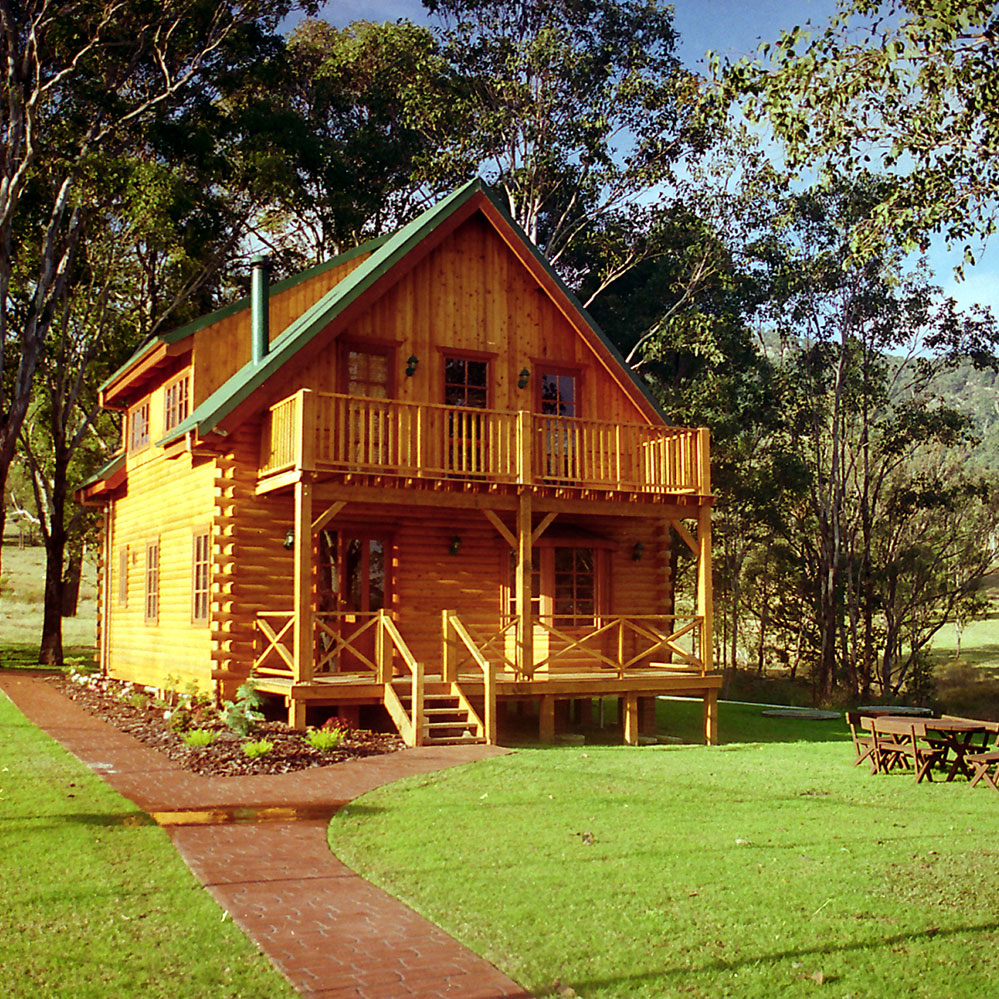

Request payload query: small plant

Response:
[220,674,264,736]
[182,728,217,747]
[306,727,346,751]
[241,739,273,759]
[128,691,150,711]
[166,708,192,733]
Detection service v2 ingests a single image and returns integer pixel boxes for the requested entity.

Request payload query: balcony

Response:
[258,389,709,497]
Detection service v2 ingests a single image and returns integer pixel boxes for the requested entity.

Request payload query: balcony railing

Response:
[259,389,709,495]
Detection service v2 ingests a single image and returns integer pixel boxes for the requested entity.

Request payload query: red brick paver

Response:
[1,673,532,999]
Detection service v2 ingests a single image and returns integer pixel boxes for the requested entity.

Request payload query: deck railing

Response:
[259,389,707,495]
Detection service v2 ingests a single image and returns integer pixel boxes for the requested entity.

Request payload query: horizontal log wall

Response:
[106,448,217,692]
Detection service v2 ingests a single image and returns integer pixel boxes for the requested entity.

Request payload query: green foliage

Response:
[182,728,217,748]
[306,726,346,751]
[220,675,264,736]
[241,738,273,759]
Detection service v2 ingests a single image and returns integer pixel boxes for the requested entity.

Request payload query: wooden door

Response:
[339,342,395,467]
[538,369,579,479]
[444,355,488,475]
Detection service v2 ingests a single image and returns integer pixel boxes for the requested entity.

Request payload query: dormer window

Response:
[164,373,190,432]
[128,400,150,452]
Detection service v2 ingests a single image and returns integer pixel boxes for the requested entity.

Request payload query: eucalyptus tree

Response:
[0,0,305,583]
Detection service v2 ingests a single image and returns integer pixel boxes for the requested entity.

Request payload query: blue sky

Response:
[305,0,997,317]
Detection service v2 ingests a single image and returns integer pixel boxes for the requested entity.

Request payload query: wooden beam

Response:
[312,501,346,534]
[482,509,516,548]
[697,504,713,675]
[292,480,313,683]
[539,695,555,743]
[623,692,639,746]
[516,492,534,676]
[703,688,718,745]
[669,518,698,556]
[531,512,557,545]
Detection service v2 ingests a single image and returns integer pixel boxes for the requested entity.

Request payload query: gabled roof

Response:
[100,234,390,405]
[158,178,667,446]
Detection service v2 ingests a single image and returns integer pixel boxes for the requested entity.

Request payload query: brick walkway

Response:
[0,672,532,999]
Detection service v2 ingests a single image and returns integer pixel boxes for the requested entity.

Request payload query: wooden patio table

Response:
[874,716,991,782]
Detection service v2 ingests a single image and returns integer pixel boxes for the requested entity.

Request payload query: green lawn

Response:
[0,690,297,999]
[329,702,999,999]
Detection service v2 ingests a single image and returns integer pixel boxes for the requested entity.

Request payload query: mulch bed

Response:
[48,674,404,777]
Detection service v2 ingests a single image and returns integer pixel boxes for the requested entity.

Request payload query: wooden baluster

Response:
[412,660,425,746]
[442,609,457,682]
[484,660,496,745]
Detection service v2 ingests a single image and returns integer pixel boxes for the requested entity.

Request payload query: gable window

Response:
[444,355,490,474]
[128,400,150,452]
[117,546,128,607]
[538,369,580,479]
[540,370,578,417]
[145,541,159,623]
[341,343,393,399]
[444,356,488,408]
[192,532,210,622]
[164,374,190,432]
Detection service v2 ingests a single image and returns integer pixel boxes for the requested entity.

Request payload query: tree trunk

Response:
[38,463,67,665]
[62,552,82,617]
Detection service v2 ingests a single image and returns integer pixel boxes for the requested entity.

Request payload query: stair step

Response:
[426,735,486,745]
[425,707,465,716]
[427,720,476,730]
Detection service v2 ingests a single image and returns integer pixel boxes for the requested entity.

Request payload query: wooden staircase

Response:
[392,676,486,746]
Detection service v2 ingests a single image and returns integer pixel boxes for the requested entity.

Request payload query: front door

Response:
[317,530,390,673]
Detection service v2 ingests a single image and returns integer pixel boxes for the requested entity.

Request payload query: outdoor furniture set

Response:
[846,711,999,789]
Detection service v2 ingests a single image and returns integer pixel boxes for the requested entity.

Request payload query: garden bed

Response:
[49,673,404,777]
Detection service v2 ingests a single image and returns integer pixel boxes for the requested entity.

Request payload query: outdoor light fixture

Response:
[517,367,530,389]
[449,535,462,556]
[405,354,419,377]
[632,541,644,561]
[284,528,295,550]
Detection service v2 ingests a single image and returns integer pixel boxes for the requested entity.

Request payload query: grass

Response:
[329,703,999,999]
[0,690,298,999]
[0,543,96,664]
[930,610,999,676]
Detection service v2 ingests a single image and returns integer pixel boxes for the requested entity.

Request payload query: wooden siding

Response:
[105,448,216,690]
[191,251,372,406]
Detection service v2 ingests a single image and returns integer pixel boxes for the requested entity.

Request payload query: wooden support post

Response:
[539,695,555,743]
[442,609,457,682]
[292,479,313,683]
[484,660,497,745]
[623,692,639,746]
[287,697,307,730]
[376,608,391,683]
[639,696,657,735]
[412,661,425,746]
[516,492,534,676]
[298,388,317,471]
[704,688,718,745]
[697,503,713,675]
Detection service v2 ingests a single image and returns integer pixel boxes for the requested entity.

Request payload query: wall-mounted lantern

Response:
[449,535,462,556]
[405,354,419,377]
[632,541,644,561]
[284,528,295,550]
[517,367,531,389]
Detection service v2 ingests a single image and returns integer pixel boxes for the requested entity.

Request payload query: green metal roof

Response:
[156,178,668,447]
[101,234,390,394]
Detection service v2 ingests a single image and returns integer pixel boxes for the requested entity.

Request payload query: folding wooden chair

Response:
[873,719,946,783]
[846,712,877,773]
[967,749,999,793]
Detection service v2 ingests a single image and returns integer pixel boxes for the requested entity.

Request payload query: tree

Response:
[0,0,304,586]
[719,0,999,261]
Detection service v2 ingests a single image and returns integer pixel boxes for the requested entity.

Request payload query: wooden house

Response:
[80,180,721,747]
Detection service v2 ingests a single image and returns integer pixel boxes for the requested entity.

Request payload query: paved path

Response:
[1,672,532,999]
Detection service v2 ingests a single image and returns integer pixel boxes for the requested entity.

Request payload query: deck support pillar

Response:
[539,695,555,743]
[623,692,639,745]
[704,688,718,745]
[516,491,534,676]
[287,697,307,730]
[696,430,713,675]
[293,479,313,684]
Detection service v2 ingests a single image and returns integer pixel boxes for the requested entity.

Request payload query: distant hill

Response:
[927,360,999,467]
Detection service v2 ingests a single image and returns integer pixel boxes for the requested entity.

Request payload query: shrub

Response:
[182,729,217,748]
[128,691,150,711]
[241,739,273,759]
[166,709,192,733]
[221,675,264,736]
[307,727,346,751]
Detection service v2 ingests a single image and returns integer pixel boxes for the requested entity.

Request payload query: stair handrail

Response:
[446,611,496,745]
[376,609,425,746]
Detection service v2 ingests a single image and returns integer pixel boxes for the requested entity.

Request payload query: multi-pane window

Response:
[129,401,150,451]
[344,347,391,398]
[192,532,210,622]
[164,374,190,432]
[144,541,159,623]
[540,372,577,417]
[444,357,488,408]
[553,546,595,627]
[507,548,542,620]
[117,546,128,607]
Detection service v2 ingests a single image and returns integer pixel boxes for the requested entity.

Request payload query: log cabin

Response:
[80,180,721,747]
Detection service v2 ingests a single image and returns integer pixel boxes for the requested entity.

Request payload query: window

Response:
[164,374,190,432]
[128,401,150,451]
[539,370,580,478]
[444,356,488,408]
[342,344,393,399]
[117,546,128,607]
[192,532,210,622]
[540,371,577,417]
[144,541,159,623]
[553,546,595,627]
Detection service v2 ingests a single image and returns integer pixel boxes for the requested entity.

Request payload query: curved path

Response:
[0,673,531,999]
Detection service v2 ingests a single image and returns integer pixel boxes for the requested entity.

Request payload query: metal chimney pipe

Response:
[251,254,271,365]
